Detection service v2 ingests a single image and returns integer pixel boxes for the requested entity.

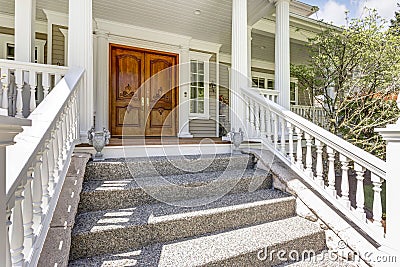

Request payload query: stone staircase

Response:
[68,153,327,266]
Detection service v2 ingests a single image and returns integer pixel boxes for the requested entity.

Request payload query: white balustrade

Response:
[291,105,327,129]
[4,67,83,266]
[0,59,68,118]
[242,86,387,245]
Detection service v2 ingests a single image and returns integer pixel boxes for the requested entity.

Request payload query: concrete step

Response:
[69,216,325,267]
[277,253,360,266]
[84,153,255,181]
[78,168,273,213]
[70,189,295,260]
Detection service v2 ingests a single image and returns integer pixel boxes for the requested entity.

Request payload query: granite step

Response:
[70,189,295,261]
[78,168,273,213]
[84,153,255,181]
[69,216,325,267]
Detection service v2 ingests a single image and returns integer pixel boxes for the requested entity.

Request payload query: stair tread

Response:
[82,169,269,192]
[72,189,292,235]
[69,216,324,267]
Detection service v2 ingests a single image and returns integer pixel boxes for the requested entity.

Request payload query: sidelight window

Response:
[189,52,211,119]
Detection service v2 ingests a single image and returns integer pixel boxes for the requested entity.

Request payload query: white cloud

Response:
[357,0,399,21]
[311,0,349,26]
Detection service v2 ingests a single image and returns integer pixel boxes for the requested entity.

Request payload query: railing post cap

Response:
[376,124,400,141]
[0,116,31,147]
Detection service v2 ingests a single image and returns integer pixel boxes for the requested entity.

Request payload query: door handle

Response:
[141,97,144,111]
[146,97,149,108]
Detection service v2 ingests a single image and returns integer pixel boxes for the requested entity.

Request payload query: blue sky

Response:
[302,0,399,26]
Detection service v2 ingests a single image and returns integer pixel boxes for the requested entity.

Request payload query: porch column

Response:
[274,0,291,109]
[14,0,36,62]
[230,0,248,132]
[68,0,94,141]
[94,30,109,131]
[377,120,400,254]
[178,46,193,138]
[248,26,253,88]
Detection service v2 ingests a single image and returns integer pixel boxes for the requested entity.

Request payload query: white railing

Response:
[0,59,69,118]
[242,87,387,244]
[291,105,327,129]
[254,87,279,102]
[4,66,84,266]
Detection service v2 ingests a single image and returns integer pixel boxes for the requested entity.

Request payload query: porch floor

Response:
[77,137,231,147]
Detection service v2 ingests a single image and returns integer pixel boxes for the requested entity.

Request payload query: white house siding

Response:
[51,24,67,66]
[189,53,217,137]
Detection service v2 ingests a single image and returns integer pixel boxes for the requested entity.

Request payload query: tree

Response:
[291,10,400,159]
[390,3,400,35]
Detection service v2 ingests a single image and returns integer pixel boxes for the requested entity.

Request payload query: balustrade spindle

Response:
[315,140,324,186]
[354,163,366,220]
[52,128,60,184]
[6,205,12,267]
[326,146,336,197]
[15,69,24,118]
[1,69,9,109]
[41,144,50,210]
[249,99,255,135]
[22,168,35,258]
[273,113,278,148]
[61,113,68,160]
[32,155,43,232]
[304,133,313,177]
[29,70,37,113]
[295,127,303,169]
[371,173,384,230]
[280,117,286,153]
[47,135,55,195]
[56,120,64,169]
[339,154,350,209]
[260,107,266,140]
[287,122,294,163]
[245,96,250,135]
[10,183,25,266]
[255,103,260,137]
[42,72,51,98]
[265,108,272,142]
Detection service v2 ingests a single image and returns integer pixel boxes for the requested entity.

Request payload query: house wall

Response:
[0,26,48,63]
[51,24,67,65]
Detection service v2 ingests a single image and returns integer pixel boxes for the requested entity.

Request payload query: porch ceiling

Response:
[1,0,314,55]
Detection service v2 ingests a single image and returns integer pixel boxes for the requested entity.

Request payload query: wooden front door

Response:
[110,44,178,137]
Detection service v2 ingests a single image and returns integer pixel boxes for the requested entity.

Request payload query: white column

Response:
[377,120,400,254]
[0,116,31,265]
[230,0,248,132]
[274,0,291,109]
[68,0,94,141]
[94,30,109,131]
[248,26,252,88]
[14,0,36,62]
[178,46,193,138]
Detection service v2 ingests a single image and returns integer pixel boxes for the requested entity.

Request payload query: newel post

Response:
[376,102,400,254]
[0,116,31,264]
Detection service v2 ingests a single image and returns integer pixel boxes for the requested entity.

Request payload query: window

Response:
[189,52,212,119]
[252,77,265,89]
[290,81,298,105]
[5,43,39,63]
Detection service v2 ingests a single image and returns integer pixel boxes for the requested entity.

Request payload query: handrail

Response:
[0,59,68,75]
[5,66,84,266]
[242,87,386,177]
[242,86,387,246]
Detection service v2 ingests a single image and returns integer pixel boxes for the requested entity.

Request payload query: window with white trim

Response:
[189,51,212,119]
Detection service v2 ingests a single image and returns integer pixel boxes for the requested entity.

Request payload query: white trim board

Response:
[219,53,275,71]
[0,13,47,33]
[75,144,233,158]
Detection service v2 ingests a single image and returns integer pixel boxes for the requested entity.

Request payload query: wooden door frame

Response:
[108,43,179,137]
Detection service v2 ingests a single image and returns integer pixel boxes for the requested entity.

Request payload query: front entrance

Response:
[109,44,178,137]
